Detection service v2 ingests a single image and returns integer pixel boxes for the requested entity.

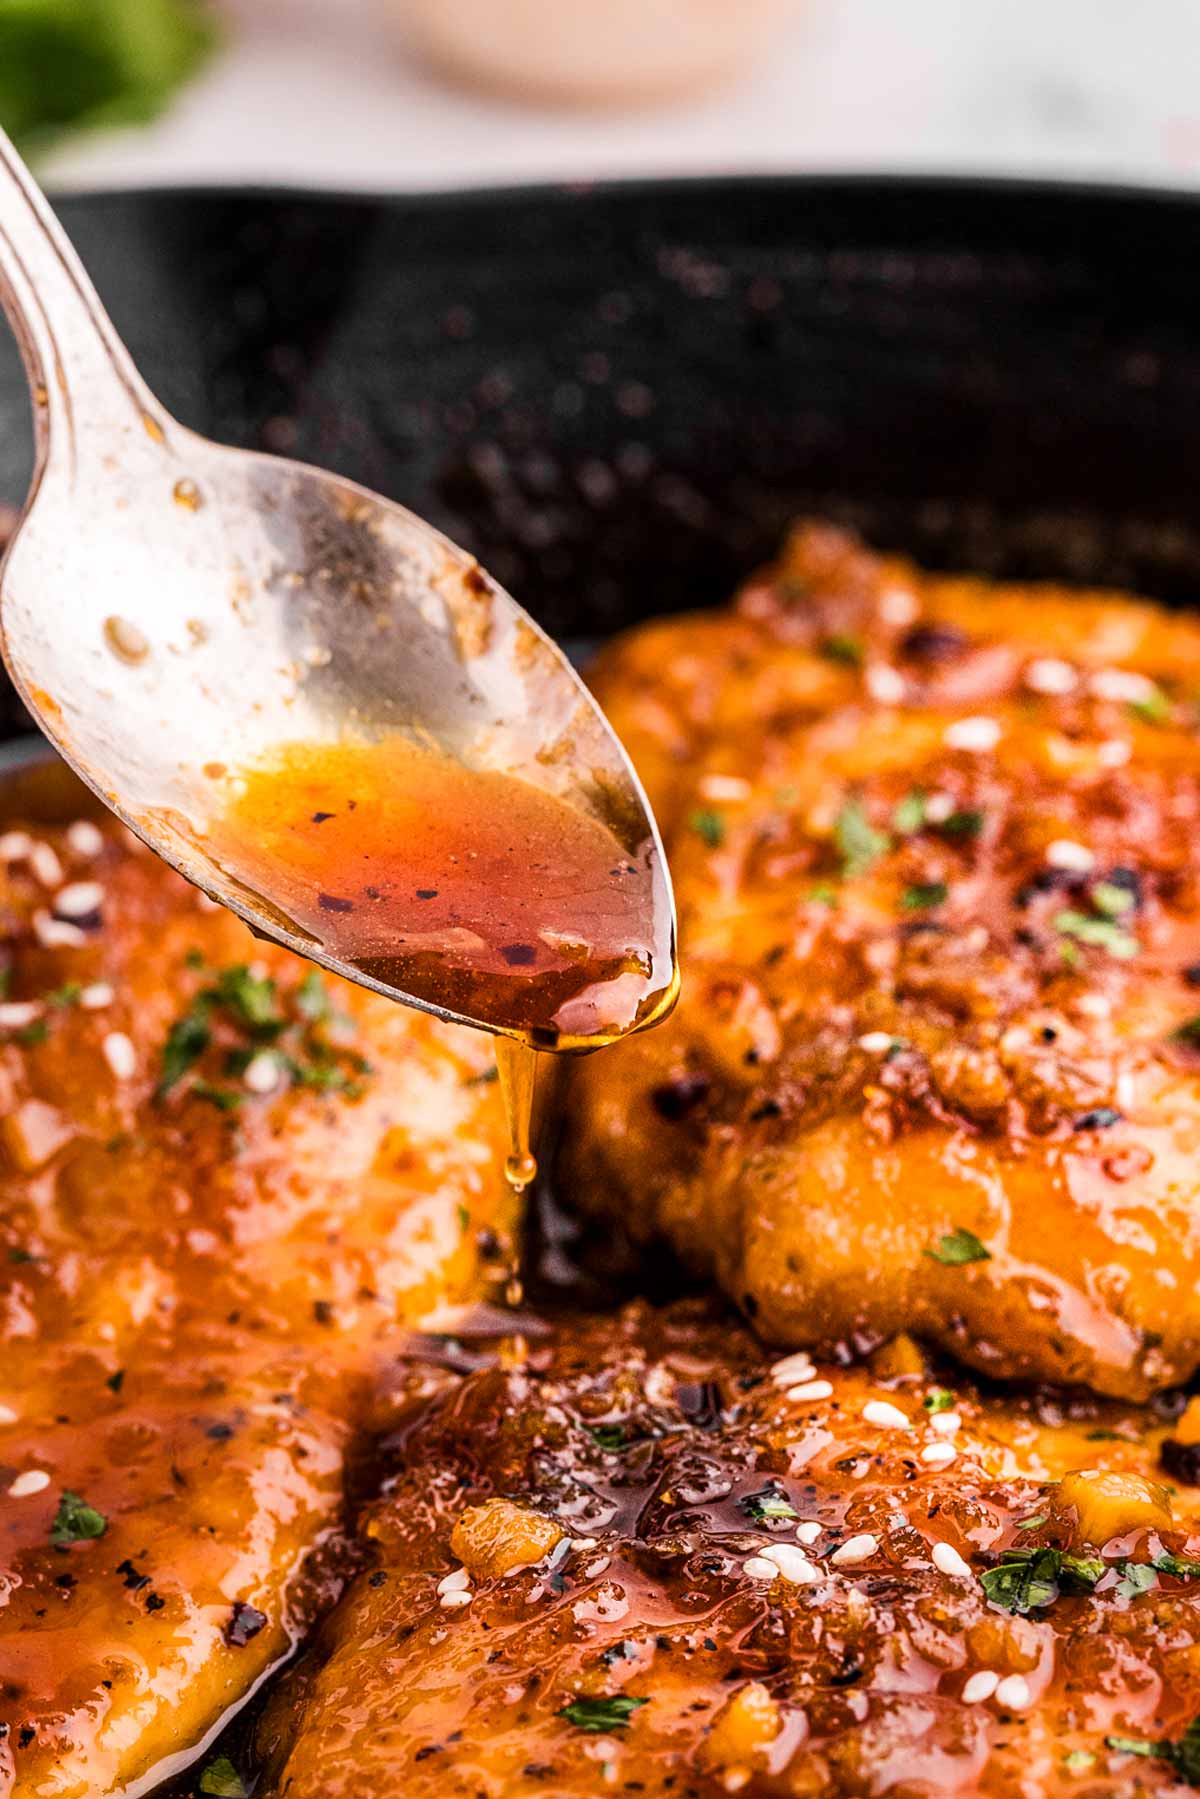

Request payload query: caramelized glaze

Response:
[568,522,1200,1398]
[259,1302,1200,1797]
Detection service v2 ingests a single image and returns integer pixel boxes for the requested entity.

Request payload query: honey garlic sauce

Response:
[200,735,678,1187]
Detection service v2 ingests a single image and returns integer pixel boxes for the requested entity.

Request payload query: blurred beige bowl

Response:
[388,0,801,106]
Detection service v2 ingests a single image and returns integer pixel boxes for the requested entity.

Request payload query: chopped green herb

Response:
[191,1081,243,1113]
[294,972,329,1022]
[157,1002,211,1096]
[1154,1551,1200,1580]
[589,1424,627,1451]
[1054,909,1139,960]
[1106,1717,1200,1782]
[1114,1561,1158,1600]
[465,1065,500,1086]
[1128,685,1171,726]
[924,1387,956,1414]
[50,1490,107,1545]
[835,798,889,879]
[206,965,282,1036]
[1063,1750,1095,1773]
[891,790,927,835]
[1091,881,1135,918]
[45,982,82,1008]
[689,809,726,849]
[1174,1016,1200,1048]
[558,1695,648,1733]
[901,881,949,911]
[456,1203,470,1233]
[820,634,864,667]
[1086,1427,1134,1442]
[980,1546,1103,1614]
[14,1019,48,1045]
[940,808,986,838]
[8,1247,36,1264]
[925,1228,991,1267]
[197,1756,247,1798]
[1014,1513,1048,1530]
[806,884,839,908]
[739,1486,798,1522]
[185,948,207,970]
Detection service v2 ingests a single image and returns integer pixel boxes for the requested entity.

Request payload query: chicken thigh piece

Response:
[0,809,515,1798]
[566,523,1200,1399]
[259,1302,1200,1798]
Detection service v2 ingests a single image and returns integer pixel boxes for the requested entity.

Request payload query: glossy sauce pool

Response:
[198,734,678,1190]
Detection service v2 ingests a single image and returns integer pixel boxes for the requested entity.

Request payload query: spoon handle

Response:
[0,127,162,476]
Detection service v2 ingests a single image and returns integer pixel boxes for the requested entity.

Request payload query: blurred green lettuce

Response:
[0,0,219,157]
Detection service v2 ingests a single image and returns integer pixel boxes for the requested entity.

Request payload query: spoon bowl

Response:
[0,130,675,1043]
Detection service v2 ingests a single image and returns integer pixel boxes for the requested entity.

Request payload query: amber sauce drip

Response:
[197,735,677,1195]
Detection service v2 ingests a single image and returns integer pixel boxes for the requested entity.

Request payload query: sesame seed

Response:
[923,791,955,823]
[830,1533,878,1566]
[102,1032,136,1081]
[994,1674,1032,1710]
[769,1352,817,1387]
[760,1544,820,1584]
[243,1052,281,1095]
[699,774,751,803]
[795,1521,822,1546]
[931,1541,973,1580]
[0,1002,42,1030]
[8,1469,50,1498]
[439,1589,473,1608]
[66,820,105,858]
[930,1411,961,1437]
[1045,840,1094,873]
[28,843,63,888]
[53,881,104,920]
[857,1031,895,1054]
[962,1670,1000,1704]
[436,1567,471,1595]
[863,1400,910,1430]
[0,831,31,861]
[79,983,114,1011]
[784,1380,833,1402]
[920,1441,957,1468]
[1096,738,1131,768]
[880,586,919,627]
[1074,993,1111,1020]
[1089,668,1155,704]
[33,911,85,950]
[1025,658,1076,695]
[865,664,905,705]
[944,716,1001,753]
[742,1555,780,1581]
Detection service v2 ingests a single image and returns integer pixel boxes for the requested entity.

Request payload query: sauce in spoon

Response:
[198,734,677,1191]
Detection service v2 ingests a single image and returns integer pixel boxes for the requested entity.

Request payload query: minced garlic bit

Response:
[0,1404,18,1426]
[929,1410,961,1436]
[1089,668,1156,704]
[243,1052,282,1096]
[53,881,103,920]
[865,664,905,705]
[857,1032,895,1054]
[8,1468,50,1498]
[0,830,32,861]
[944,716,1002,753]
[0,1002,42,1030]
[28,842,64,888]
[79,983,115,1011]
[698,774,751,803]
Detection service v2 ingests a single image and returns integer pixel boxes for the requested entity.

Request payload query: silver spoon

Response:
[0,128,676,1044]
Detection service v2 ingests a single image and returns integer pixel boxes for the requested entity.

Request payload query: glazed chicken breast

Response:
[0,806,516,1797]
[566,523,1200,1400]
[259,1301,1200,1798]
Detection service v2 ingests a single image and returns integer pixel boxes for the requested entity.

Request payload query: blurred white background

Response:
[40,0,1200,193]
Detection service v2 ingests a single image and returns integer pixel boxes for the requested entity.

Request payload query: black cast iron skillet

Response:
[2,173,1200,1793]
